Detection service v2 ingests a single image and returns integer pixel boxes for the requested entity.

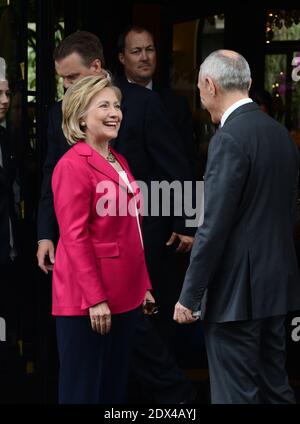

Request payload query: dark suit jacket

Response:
[153,84,196,175]
[37,102,68,241]
[37,78,195,242]
[0,125,17,264]
[179,102,300,322]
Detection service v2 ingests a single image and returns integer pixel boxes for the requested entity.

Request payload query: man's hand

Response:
[36,239,55,274]
[166,232,194,253]
[174,301,199,324]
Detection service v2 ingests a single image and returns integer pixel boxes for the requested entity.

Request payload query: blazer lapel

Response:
[73,142,128,192]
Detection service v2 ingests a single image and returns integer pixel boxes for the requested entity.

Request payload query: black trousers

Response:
[0,259,23,402]
[56,308,139,404]
[203,315,296,404]
[128,309,195,403]
[0,260,19,339]
[125,217,195,403]
[142,216,189,349]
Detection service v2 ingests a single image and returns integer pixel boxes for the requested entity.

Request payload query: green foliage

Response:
[272,21,300,41]
[27,20,64,100]
[27,25,36,95]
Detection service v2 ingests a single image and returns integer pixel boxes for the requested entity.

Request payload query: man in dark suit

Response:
[0,75,13,261]
[0,76,17,314]
[36,31,196,403]
[117,26,196,346]
[117,25,196,175]
[174,49,300,403]
[0,124,16,263]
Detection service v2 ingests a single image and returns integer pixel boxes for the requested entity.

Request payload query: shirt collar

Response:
[145,80,153,90]
[127,78,153,90]
[220,98,253,127]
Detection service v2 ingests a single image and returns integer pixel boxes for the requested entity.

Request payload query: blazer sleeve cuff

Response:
[179,293,201,312]
[81,293,108,310]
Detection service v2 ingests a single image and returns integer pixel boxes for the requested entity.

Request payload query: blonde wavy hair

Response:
[62,75,122,145]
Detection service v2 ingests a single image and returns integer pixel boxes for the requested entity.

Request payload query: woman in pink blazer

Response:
[52,76,153,404]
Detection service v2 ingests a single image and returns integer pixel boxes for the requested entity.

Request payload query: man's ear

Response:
[248,78,252,91]
[90,58,102,73]
[118,53,125,65]
[207,77,216,96]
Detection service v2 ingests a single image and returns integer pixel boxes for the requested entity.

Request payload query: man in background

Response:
[117,25,196,172]
[117,26,196,349]
[0,57,20,401]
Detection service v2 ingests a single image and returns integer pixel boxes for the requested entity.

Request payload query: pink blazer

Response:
[51,142,152,316]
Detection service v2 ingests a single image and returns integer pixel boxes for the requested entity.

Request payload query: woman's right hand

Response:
[89,302,111,335]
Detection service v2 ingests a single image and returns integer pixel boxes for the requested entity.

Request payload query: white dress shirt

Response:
[118,170,144,248]
[220,98,253,128]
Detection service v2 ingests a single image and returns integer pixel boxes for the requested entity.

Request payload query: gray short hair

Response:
[199,50,251,92]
